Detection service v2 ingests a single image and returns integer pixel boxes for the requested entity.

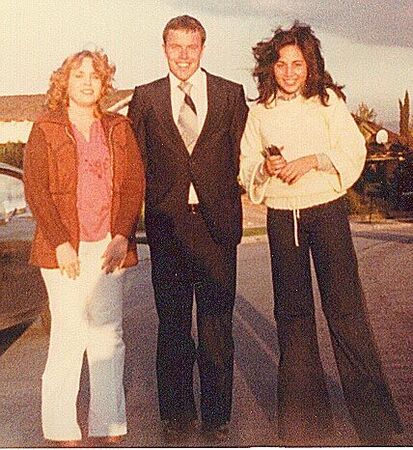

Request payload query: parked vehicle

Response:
[0,162,49,354]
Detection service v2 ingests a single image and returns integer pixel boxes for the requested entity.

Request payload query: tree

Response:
[399,90,411,145]
[355,102,377,122]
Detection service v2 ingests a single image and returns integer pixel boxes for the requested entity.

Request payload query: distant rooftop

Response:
[0,89,133,122]
[352,114,400,144]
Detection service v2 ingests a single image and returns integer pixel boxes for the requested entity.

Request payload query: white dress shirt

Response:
[169,69,208,204]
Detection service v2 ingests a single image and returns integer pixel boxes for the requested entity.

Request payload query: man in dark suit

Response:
[128,15,248,441]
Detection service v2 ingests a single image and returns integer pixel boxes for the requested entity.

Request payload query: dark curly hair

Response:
[252,21,345,106]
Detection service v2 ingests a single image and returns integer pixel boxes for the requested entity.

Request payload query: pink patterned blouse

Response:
[72,120,112,242]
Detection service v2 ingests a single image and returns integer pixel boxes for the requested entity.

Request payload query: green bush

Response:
[0,142,24,169]
[345,188,387,219]
[346,189,369,215]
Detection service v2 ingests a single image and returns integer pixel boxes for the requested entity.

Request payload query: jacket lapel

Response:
[151,72,225,157]
[152,76,189,156]
[193,71,225,153]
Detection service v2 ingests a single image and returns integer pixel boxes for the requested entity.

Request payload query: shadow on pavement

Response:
[0,320,33,356]
[353,231,413,244]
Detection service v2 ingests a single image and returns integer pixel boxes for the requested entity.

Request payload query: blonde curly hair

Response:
[46,50,116,115]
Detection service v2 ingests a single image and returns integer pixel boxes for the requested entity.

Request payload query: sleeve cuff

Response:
[248,161,271,204]
[255,161,270,184]
[316,153,338,174]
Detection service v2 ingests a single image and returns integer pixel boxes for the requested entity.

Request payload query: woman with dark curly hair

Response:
[240,22,403,446]
[24,50,145,446]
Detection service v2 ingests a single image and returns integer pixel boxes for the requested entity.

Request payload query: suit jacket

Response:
[128,70,248,247]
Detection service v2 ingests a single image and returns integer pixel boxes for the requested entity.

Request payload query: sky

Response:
[1,0,413,128]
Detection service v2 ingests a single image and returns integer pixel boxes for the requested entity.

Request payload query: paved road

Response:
[0,222,412,447]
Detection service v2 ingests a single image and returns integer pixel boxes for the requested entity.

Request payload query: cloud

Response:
[165,0,413,48]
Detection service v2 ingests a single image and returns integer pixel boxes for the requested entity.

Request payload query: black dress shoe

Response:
[162,419,182,440]
[201,422,230,442]
[162,418,197,441]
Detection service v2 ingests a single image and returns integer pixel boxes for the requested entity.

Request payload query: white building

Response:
[0,91,133,144]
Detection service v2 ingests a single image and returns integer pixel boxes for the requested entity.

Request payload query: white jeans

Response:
[41,235,127,441]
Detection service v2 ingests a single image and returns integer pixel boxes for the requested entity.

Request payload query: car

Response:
[0,162,49,355]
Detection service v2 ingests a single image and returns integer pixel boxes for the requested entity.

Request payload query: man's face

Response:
[163,29,204,81]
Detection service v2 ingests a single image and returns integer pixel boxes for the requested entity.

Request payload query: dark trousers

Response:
[267,197,403,444]
[149,208,237,426]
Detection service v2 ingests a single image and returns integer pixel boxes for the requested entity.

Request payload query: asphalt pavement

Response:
[0,205,412,448]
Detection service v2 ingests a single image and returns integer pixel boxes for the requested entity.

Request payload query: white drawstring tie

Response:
[293,208,300,247]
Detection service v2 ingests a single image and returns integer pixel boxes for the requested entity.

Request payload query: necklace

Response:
[276,90,301,102]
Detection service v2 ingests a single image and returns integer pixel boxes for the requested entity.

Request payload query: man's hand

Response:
[276,155,318,185]
[56,242,80,279]
[101,234,128,274]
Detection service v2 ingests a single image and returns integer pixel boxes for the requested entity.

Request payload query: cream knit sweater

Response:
[240,89,367,210]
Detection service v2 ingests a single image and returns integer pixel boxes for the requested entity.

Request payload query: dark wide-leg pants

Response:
[148,208,237,426]
[267,197,403,444]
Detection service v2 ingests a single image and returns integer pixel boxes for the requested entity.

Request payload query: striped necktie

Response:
[177,81,198,153]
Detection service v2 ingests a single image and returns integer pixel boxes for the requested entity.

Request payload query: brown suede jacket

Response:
[23,108,145,268]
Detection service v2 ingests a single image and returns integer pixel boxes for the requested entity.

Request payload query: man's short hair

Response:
[163,15,206,45]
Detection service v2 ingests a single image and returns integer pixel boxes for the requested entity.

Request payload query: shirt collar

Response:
[169,68,204,90]
[275,89,302,102]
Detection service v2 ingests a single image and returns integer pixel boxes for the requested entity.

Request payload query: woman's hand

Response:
[263,155,287,177]
[101,234,128,274]
[56,242,80,279]
[276,155,318,185]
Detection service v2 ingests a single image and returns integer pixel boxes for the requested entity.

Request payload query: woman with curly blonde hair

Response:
[46,50,115,113]
[24,50,145,447]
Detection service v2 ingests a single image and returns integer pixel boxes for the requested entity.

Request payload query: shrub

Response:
[345,188,387,219]
[0,142,24,169]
